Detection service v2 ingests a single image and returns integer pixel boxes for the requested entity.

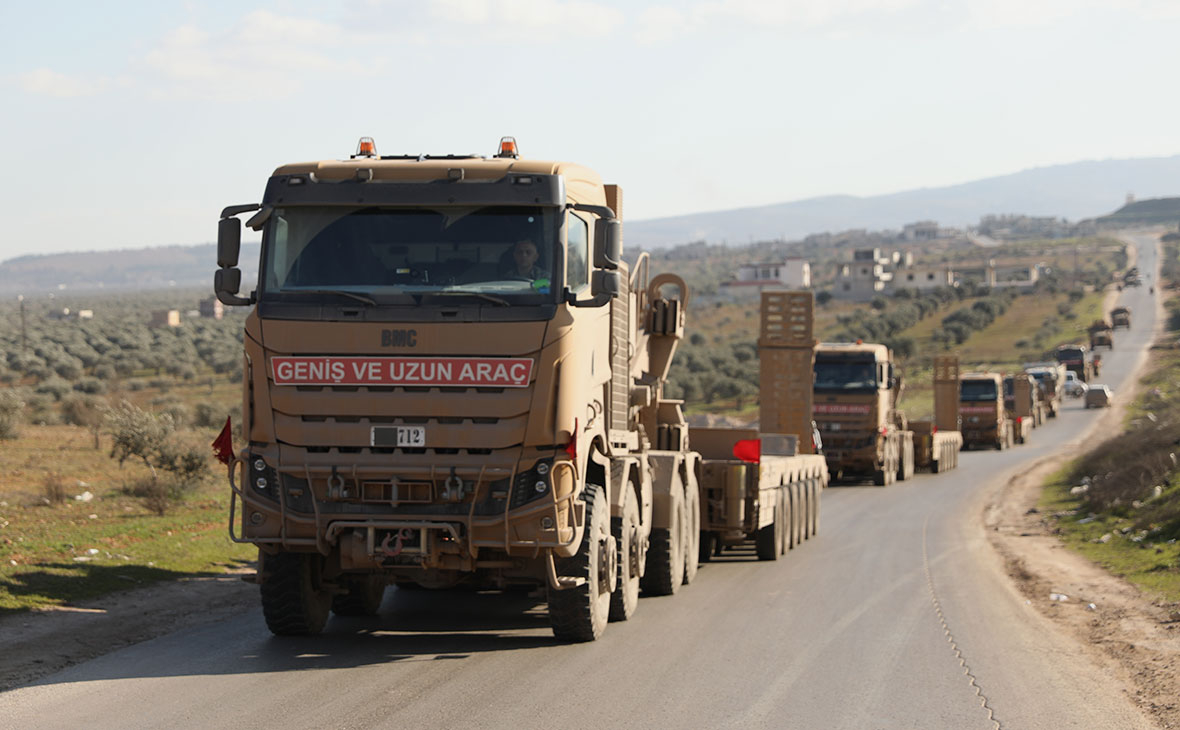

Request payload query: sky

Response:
[2,0,1179,262]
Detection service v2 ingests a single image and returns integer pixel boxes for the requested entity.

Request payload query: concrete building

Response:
[199,297,224,320]
[150,310,181,328]
[720,259,811,298]
[833,248,894,301]
[893,267,954,291]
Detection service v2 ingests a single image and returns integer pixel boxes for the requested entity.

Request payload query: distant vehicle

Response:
[1111,306,1131,329]
[1063,371,1088,398]
[1084,384,1113,408]
[1089,320,1114,350]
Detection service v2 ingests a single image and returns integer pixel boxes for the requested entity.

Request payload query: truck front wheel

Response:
[609,486,641,622]
[331,574,386,617]
[642,488,685,595]
[549,484,612,641]
[260,551,332,636]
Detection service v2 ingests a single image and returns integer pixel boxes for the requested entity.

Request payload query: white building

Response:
[720,259,811,298]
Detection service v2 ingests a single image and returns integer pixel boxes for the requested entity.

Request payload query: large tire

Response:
[897,441,913,481]
[873,461,894,486]
[642,486,685,596]
[755,498,780,561]
[331,574,386,616]
[683,477,700,586]
[810,478,821,537]
[549,484,612,642]
[260,551,332,636]
[609,486,641,622]
[777,495,789,555]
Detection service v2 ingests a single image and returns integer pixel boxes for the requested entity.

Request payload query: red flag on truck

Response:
[212,417,234,465]
[733,438,761,463]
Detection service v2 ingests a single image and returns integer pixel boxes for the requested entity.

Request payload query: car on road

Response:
[1064,371,1089,398]
[1084,384,1113,408]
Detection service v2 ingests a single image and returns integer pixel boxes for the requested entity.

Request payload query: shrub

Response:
[73,377,107,394]
[0,390,24,440]
[42,473,68,506]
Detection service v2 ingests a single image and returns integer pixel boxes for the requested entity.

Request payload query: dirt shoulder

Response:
[0,568,257,691]
[985,237,1180,729]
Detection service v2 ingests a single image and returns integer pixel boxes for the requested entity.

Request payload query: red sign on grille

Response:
[813,403,872,415]
[271,356,533,388]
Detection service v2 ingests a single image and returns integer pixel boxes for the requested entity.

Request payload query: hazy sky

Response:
[2,0,1178,261]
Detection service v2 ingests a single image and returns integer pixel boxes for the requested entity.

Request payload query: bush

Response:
[104,401,208,509]
[0,390,24,440]
[193,401,230,429]
[73,377,107,394]
[42,473,68,506]
[35,377,72,401]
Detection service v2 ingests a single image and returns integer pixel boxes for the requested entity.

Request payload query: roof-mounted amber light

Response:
[496,136,519,159]
[354,136,378,158]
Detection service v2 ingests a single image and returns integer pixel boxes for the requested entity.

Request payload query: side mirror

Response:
[593,219,621,270]
[566,270,620,308]
[218,217,241,268]
[592,269,620,298]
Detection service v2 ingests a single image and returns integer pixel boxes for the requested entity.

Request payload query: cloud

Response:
[965,0,1180,28]
[141,10,370,101]
[427,0,625,35]
[635,0,922,38]
[18,68,110,98]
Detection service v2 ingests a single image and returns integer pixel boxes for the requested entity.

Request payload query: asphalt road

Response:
[0,234,1162,730]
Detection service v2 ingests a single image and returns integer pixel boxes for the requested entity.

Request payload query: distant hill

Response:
[1095,197,1180,226]
[0,243,259,296]
[3,154,1178,293]
[626,155,1180,248]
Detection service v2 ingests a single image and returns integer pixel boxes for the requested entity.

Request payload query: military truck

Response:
[1003,373,1038,444]
[1054,344,1095,383]
[1089,319,1114,350]
[960,372,1013,450]
[693,291,828,561]
[908,355,963,473]
[217,136,704,642]
[1111,306,1132,329]
[1023,362,1066,418]
[812,341,914,486]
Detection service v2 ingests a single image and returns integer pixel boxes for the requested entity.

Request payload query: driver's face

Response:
[514,240,538,273]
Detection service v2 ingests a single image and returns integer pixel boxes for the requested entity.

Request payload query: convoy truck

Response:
[960,372,1013,450]
[812,341,914,485]
[1054,344,1095,383]
[908,355,963,473]
[1023,362,1066,418]
[1003,373,1038,444]
[217,136,705,642]
[1111,306,1132,329]
[1089,319,1114,350]
[693,291,828,561]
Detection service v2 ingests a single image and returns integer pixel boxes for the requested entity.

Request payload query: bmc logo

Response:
[381,329,417,347]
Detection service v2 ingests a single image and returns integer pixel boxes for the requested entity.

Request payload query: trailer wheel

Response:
[260,551,332,636]
[810,478,821,537]
[549,484,611,641]
[609,485,641,622]
[683,477,700,586]
[331,574,386,617]
[642,486,685,596]
[699,531,716,564]
[778,493,790,555]
[755,497,780,561]
[897,440,914,481]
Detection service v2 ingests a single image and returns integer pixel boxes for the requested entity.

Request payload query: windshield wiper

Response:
[287,289,377,306]
[423,291,511,307]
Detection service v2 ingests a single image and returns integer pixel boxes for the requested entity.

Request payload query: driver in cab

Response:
[502,238,549,281]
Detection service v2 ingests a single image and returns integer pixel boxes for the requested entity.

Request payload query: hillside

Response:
[626,155,1180,248]
[0,244,259,296]
[1095,197,1180,226]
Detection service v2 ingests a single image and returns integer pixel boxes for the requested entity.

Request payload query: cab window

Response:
[566,213,589,291]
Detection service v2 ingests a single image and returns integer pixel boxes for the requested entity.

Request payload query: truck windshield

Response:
[961,380,997,402]
[260,205,560,302]
[814,358,878,392]
[1056,348,1084,362]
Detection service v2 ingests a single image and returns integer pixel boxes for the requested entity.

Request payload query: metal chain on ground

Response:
[922,513,1002,730]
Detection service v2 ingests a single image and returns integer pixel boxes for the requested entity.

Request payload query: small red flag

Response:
[212,417,234,465]
[733,438,761,463]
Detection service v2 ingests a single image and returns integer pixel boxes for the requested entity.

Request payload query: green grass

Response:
[1039,468,1180,603]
